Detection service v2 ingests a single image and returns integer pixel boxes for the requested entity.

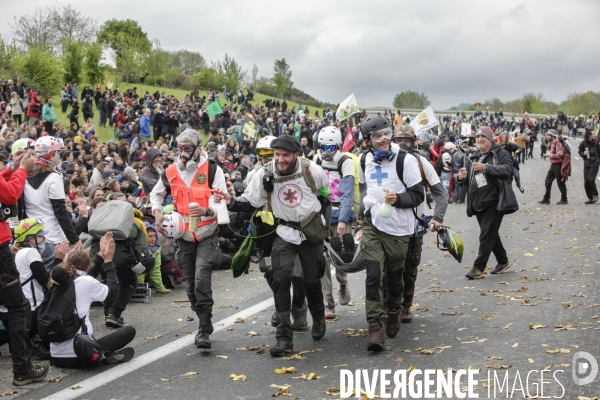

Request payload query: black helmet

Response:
[256,118,264,125]
[73,334,104,363]
[360,114,390,140]
[393,132,415,151]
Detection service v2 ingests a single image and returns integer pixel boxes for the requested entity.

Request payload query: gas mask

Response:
[320,144,337,162]
[176,146,198,171]
[35,238,46,255]
[398,142,413,152]
[372,147,396,164]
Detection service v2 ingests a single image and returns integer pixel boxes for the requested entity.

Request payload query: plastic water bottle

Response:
[378,189,393,218]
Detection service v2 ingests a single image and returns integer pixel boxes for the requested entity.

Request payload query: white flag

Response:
[336,93,360,121]
[460,123,472,137]
[409,106,438,135]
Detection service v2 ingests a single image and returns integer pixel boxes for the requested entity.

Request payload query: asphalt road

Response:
[1,143,599,399]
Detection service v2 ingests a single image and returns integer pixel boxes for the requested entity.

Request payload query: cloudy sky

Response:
[3,0,599,109]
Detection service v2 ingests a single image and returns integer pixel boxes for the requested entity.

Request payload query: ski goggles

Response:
[370,127,393,143]
[320,144,338,153]
[257,149,274,158]
[177,144,195,153]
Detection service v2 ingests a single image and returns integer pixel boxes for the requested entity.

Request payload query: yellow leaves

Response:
[393,357,403,363]
[524,253,534,257]
[511,343,519,348]
[234,318,244,323]
[185,371,199,376]
[482,314,495,321]
[216,355,228,359]
[271,384,292,397]
[502,323,513,330]
[563,301,580,309]
[0,391,18,397]
[236,346,260,351]
[324,387,340,396]
[337,327,368,337]
[546,348,571,354]
[420,349,435,355]
[554,323,577,331]
[587,303,600,308]
[486,355,503,360]
[486,363,512,369]
[160,378,170,382]
[145,335,162,340]
[246,331,260,337]
[70,386,82,390]
[528,358,535,364]
[282,353,305,361]
[274,367,296,374]
[291,372,321,380]
[529,324,547,330]
[577,397,599,400]
[406,366,416,372]
[229,374,247,381]
[333,364,348,368]
[47,376,62,383]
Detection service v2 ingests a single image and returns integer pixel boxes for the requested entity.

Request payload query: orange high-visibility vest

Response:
[165,162,215,232]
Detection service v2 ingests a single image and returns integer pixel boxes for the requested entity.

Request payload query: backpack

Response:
[37,278,83,343]
[434,150,446,175]
[88,200,134,240]
[132,118,141,133]
[316,153,361,216]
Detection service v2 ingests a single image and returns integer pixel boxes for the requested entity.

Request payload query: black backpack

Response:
[434,150,446,175]
[37,278,83,343]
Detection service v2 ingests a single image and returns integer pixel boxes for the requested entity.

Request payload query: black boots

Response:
[195,311,213,349]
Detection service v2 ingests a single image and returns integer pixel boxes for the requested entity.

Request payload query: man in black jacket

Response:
[457,127,513,280]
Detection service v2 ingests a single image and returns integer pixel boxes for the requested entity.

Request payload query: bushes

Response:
[16,47,62,96]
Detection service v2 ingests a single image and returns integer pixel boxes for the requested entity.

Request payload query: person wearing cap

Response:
[539,129,568,205]
[215,135,331,356]
[151,129,227,350]
[137,223,171,294]
[457,126,514,280]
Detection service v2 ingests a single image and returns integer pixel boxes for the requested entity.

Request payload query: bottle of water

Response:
[378,189,393,218]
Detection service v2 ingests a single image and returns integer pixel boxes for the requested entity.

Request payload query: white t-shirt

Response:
[359,143,422,237]
[416,157,441,220]
[243,159,329,245]
[314,153,355,207]
[50,276,108,359]
[0,248,45,313]
[24,173,67,244]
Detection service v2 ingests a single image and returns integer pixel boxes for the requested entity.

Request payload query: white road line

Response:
[42,297,275,400]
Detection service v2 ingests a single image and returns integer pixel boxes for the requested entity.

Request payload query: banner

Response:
[394,109,403,127]
[342,128,355,153]
[460,123,472,137]
[206,101,224,118]
[107,80,114,90]
[241,115,259,142]
[336,93,360,121]
[409,106,439,135]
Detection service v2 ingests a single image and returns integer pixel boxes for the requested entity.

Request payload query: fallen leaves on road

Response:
[291,372,321,380]
[69,386,82,390]
[47,376,62,383]
[529,324,547,330]
[274,367,296,374]
[0,391,18,397]
[247,331,260,337]
[554,323,577,331]
[486,364,512,370]
[546,348,571,354]
[145,335,162,340]
[229,374,247,381]
[216,355,228,359]
[185,371,199,376]
[271,384,292,397]
[336,327,367,337]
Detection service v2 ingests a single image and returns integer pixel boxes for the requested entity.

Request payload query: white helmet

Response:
[12,138,35,153]
[256,135,276,151]
[317,126,343,145]
[161,211,186,239]
[35,136,64,154]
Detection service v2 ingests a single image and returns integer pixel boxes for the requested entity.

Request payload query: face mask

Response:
[373,147,395,164]
[177,147,198,171]
[35,238,46,255]
[399,143,413,152]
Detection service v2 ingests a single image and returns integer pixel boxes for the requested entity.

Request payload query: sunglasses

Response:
[320,144,338,153]
[15,218,43,242]
[257,149,274,158]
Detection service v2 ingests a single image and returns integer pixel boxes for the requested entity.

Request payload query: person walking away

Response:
[514,130,529,164]
[578,128,600,204]
[358,115,424,351]
[215,135,331,356]
[0,148,50,385]
[538,130,568,205]
[314,126,355,319]
[393,127,447,323]
[151,129,228,350]
[456,127,514,280]
[41,97,56,135]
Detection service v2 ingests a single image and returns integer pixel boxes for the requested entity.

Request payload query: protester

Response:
[539,129,568,205]
[578,128,600,204]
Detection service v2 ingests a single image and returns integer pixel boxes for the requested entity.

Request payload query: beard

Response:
[275,158,297,175]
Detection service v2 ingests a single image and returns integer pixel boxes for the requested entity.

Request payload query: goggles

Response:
[257,149,274,158]
[177,144,195,153]
[370,127,393,143]
[15,218,43,242]
[320,144,338,153]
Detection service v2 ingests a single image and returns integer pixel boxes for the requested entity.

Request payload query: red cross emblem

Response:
[277,183,302,208]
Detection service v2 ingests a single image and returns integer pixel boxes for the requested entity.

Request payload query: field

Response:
[51,83,306,144]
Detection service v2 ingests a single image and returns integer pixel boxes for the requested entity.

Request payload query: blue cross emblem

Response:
[370,165,388,186]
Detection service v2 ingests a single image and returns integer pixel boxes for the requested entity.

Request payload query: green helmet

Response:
[14,218,46,243]
[437,227,464,263]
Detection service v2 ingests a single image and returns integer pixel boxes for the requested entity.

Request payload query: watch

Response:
[206,207,213,217]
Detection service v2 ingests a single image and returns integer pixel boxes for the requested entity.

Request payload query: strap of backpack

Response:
[299,158,317,195]
[22,275,37,308]
[67,278,87,335]
[208,158,217,189]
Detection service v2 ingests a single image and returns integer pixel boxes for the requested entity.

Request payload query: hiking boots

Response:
[271,311,280,327]
[195,330,211,349]
[593,195,599,203]
[105,347,135,364]
[270,340,293,356]
[367,321,385,352]
[585,199,595,204]
[13,363,49,386]
[490,261,512,274]
[105,314,124,328]
[196,312,213,349]
[31,335,50,360]
[386,308,401,338]
[465,267,485,280]
[325,306,336,319]
[400,307,413,323]
[556,200,568,205]
[338,285,351,306]
[291,316,308,331]
[341,233,355,262]
[538,199,550,205]
[329,236,343,255]
[311,318,326,341]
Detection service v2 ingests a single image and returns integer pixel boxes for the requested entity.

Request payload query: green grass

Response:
[52,83,306,144]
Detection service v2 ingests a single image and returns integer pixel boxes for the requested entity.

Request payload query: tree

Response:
[48,4,97,47]
[0,35,20,77]
[273,58,293,98]
[97,19,151,74]
[193,68,219,89]
[251,64,258,89]
[84,42,105,86]
[147,40,169,86]
[521,93,548,114]
[561,92,600,116]
[211,54,247,91]
[110,33,150,84]
[16,48,62,95]
[168,50,205,76]
[393,90,430,109]
[62,40,84,84]
[10,7,56,52]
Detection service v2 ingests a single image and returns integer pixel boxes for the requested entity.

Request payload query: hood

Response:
[145,147,162,167]
[27,171,54,190]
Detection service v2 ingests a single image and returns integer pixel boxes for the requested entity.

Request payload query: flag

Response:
[394,109,403,127]
[519,107,523,115]
[97,84,102,92]
[206,101,224,118]
[107,80,114,90]
[242,115,258,141]
[336,93,360,121]
[409,106,439,135]
[342,128,355,152]
[460,123,472,137]
[486,105,490,110]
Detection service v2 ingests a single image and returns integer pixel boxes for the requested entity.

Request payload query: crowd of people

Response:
[1,76,599,385]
